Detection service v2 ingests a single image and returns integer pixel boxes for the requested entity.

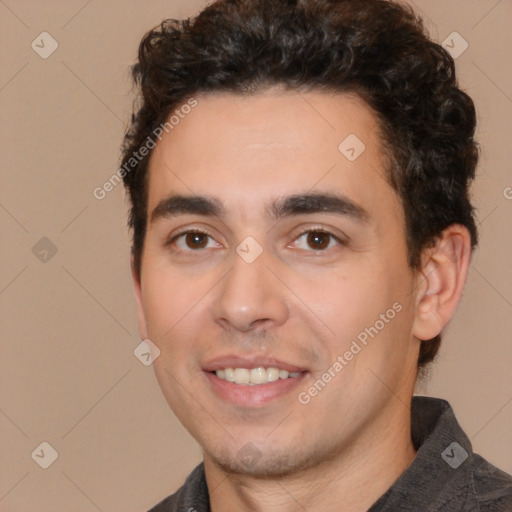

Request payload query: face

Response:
[134,89,422,477]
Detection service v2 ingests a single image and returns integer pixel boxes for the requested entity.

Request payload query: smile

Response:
[214,367,302,385]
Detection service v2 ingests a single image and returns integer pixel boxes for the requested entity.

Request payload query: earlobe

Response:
[412,225,472,341]
[131,255,149,340]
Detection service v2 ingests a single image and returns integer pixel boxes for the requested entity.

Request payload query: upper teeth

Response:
[215,367,301,385]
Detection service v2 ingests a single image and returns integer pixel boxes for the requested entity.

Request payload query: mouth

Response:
[203,357,309,407]
[213,367,302,385]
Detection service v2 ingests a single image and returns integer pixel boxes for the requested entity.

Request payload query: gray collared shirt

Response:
[149,396,512,511]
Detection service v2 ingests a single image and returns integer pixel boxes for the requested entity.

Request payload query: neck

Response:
[205,403,416,512]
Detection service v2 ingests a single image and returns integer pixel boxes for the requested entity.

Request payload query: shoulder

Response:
[470,454,512,511]
[148,492,179,512]
[147,463,208,512]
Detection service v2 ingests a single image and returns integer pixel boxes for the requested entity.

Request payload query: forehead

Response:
[146,89,398,221]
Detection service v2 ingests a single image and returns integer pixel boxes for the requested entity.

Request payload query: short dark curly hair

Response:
[121,0,478,369]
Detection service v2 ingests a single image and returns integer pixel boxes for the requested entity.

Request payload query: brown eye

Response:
[306,231,332,250]
[184,232,209,249]
[291,229,343,252]
[170,230,219,252]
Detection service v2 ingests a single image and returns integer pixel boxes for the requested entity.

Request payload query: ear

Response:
[131,254,149,340]
[412,225,472,341]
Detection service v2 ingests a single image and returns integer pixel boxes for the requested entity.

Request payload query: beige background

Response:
[0,0,510,510]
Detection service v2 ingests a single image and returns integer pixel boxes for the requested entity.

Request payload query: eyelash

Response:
[166,227,346,254]
[167,228,217,250]
[292,227,346,252]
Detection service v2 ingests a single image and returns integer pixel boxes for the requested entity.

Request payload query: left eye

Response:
[292,230,341,251]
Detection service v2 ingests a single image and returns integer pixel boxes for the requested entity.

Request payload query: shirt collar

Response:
[172,396,475,512]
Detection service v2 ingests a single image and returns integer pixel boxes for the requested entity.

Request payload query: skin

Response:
[133,88,471,511]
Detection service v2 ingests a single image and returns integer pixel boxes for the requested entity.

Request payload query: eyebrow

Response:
[270,193,369,223]
[150,195,223,223]
[150,192,370,224]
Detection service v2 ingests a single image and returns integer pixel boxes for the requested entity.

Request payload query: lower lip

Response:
[204,371,307,407]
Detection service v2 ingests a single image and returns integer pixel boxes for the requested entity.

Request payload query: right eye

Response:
[168,229,222,252]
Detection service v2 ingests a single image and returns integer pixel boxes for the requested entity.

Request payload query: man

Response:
[120,0,512,510]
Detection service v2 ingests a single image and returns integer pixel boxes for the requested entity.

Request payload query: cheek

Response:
[294,261,413,355]
[140,263,218,379]
[288,265,383,338]
[140,267,198,350]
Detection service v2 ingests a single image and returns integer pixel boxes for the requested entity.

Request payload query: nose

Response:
[212,249,289,332]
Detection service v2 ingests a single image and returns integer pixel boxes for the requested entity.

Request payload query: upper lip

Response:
[203,355,308,373]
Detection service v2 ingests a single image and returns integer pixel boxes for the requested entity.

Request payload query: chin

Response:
[207,443,326,479]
